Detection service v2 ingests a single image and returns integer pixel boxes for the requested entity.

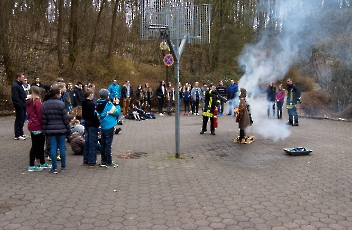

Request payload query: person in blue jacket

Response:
[108,79,121,101]
[95,89,121,167]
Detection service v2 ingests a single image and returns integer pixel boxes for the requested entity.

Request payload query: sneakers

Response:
[56,155,61,161]
[15,136,26,140]
[48,168,58,174]
[115,128,122,135]
[106,162,118,168]
[40,163,52,169]
[46,156,52,161]
[200,130,205,134]
[100,162,107,167]
[159,113,164,116]
[28,166,43,172]
[60,168,66,173]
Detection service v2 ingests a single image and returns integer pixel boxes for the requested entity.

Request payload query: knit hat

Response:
[240,88,247,97]
[99,88,109,99]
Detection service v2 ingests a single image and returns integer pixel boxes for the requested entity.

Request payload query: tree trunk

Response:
[0,0,15,82]
[69,0,79,67]
[57,0,64,67]
[90,0,107,62]
[107,0,120,60]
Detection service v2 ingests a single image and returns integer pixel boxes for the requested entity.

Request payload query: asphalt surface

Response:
[0,110,351,230]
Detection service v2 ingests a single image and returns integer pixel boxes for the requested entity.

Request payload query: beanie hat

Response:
[240,88,247,98]
[99,88,109,99]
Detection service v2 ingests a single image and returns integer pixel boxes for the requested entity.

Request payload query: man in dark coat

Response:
[72,82,84,107]
[216,80,227,116]
[11,73,27,140]
[286,78,301,126]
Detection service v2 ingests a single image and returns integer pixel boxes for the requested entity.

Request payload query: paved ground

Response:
[0,110,351,230]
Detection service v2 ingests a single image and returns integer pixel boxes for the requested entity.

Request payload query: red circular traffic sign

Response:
[163,54,174,66]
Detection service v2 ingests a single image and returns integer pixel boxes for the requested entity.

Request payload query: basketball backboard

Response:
[140,0,211,44]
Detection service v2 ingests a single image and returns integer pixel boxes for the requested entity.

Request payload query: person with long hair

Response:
[42,87,70,174]
[26,86,52,171]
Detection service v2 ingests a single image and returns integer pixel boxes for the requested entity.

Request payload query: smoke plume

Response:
[236,0,347,141]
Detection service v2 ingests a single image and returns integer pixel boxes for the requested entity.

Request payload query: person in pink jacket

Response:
[26,86,52,171]
[275,84,285,119]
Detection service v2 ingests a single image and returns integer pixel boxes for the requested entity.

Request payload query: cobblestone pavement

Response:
[0,111,351,230]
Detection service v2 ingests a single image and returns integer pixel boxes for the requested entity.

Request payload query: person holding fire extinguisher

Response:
[200,83,220,135]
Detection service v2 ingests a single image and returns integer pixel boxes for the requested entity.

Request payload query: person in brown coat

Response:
[70,132,85,155]
[235,88,254,144]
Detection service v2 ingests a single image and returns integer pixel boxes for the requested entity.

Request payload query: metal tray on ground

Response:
[284,147,312,156]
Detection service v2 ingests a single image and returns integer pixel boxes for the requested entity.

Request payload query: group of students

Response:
[267,78,301,126]
[11,73,122,173]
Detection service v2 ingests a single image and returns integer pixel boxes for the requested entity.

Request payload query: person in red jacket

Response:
[26,86,52,171]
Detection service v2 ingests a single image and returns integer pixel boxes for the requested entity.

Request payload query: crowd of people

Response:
[11,73,301,172]
[266,78,301,126]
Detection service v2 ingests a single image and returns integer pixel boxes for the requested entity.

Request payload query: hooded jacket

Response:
[26,96,43,131]
[95,99,121,130]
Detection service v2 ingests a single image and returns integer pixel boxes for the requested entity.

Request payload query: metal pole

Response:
[174,47,180,159]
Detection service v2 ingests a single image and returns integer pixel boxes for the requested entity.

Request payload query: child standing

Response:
[26,86,52,171]
[95,89,121,167]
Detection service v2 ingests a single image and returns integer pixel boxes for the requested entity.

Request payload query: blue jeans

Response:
[49,135,66,169]
[227,98,237,115]
[100,128,114,164]
[83,127,98,164]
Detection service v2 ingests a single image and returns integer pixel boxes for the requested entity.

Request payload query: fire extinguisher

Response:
[213,105,218,128]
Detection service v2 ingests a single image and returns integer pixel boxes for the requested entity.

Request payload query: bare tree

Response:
[69,0,79,67]
[57,0,64,67]
[90,0,107,62]
[107,0,120,60]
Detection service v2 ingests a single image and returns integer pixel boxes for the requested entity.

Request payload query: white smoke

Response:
[237,0,328,141]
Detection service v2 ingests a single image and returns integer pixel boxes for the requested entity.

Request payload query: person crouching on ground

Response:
[200,83,220,135]
[235,88,251,143]
[95,89,121,167]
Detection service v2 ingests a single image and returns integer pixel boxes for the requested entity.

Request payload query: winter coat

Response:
[95,99,121,130]
[108,83,121,99]
[182,90,191,101]
[227,84,238,100]
[121,85,133,99]
[286,84,301,109]
[82,99,100,128]
[267,86,276,102]
[275,89,285,103]
[42,97,70,136]
[70,132,84,155]
[72,87,83,107]
[236,98,251,129]
[191,87,202,101]
[11,80,26,109]
[26,97,43,131]
[202,89,220,117]
[156,86,166,98]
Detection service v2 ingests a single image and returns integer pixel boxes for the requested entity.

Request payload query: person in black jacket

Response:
[42,87,70,174]
[156,80,167,116]
[72,82,84,107]
[82,88,100,167]
[267,82,276,117]
[216,80,227,116]
[11,73,27,140]
[286,78,301,126]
